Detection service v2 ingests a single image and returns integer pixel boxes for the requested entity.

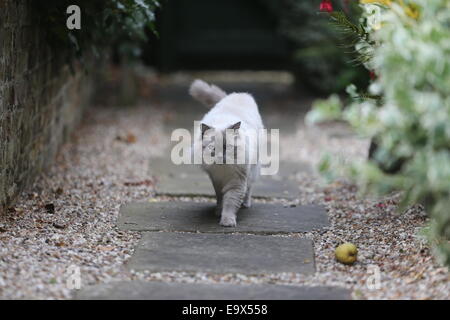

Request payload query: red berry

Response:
[320,0,333,13]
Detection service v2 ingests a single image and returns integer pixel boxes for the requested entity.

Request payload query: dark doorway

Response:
[148,0,292,72]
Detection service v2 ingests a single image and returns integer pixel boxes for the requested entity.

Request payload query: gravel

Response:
[0,91,448,300]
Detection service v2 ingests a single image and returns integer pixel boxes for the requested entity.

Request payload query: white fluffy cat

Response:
[189,79,264,227]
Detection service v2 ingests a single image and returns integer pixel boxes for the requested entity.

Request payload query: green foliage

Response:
[279,0,369,93]
[32,0,160,63]
[308,0,450,266]
[306,94,343,123]
[329,11,374,66]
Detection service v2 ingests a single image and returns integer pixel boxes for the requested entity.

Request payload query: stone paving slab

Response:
[118,201,328,234]
[76,281,352,300]
[150,158,312,198]
[127,232,315,274]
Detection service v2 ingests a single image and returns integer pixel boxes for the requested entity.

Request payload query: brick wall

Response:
[0,1,92,209]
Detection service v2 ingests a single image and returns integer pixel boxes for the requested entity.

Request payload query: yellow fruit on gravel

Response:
[335,243,358,265]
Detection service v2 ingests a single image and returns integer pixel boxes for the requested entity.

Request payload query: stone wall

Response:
[0,1,92,209]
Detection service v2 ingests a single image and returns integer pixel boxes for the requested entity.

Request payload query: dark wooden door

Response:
[152,0,291,71]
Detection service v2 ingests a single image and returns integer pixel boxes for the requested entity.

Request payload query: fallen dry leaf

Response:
[124,179,154,187]
[98,246,114,252]
[116,133,137,144]
[126,133,137,144]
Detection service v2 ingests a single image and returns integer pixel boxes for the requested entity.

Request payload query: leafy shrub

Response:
[32,0,160,63]
[278,0,369,93]
[308,0,450,265]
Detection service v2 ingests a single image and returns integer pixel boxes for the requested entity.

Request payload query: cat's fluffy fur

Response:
[189,79,264,227]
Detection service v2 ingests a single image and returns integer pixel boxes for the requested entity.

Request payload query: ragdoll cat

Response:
[189,79,264,227]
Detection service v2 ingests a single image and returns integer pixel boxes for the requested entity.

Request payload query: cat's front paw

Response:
[219,215,236,227]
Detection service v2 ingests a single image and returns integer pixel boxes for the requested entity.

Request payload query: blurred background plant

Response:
[307,0,450,266]
[31,0,161,106]
[278,0,369,93]
[32,0,160,64]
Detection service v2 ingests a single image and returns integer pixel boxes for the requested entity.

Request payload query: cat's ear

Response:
[228,121,241,131]
[201,123,211,138]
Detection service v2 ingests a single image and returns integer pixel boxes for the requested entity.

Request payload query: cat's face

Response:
[201,122,241,164]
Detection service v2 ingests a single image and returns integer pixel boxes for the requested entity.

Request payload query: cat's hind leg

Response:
[242,184,253,208]
[215,194,223,217]
[242,165,257,208]
[211,179,223,217]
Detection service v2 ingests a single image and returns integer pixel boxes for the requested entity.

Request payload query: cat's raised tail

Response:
[189,79,227,108]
